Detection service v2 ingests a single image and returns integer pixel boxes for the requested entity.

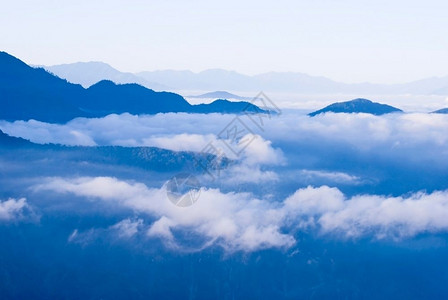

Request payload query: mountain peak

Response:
[88,79,118,88]
[351,98,372,103]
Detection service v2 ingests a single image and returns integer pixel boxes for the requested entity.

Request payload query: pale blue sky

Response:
[1,0,448,83]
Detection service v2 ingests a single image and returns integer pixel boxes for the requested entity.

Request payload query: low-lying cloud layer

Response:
[2,112,448,160]
[3,111,448,252]
[35,176,448,252]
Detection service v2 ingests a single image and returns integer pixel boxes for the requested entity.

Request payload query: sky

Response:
[1,0,448,84]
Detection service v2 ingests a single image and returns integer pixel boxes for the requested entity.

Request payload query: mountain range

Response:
[3,51,448,123]
[42,62,448,95]
[188,91,252,101]
[44,62,169,90]
[0,52,267,123]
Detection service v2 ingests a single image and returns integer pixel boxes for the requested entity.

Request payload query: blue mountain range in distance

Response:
[188,91,252,101]
[308,98,403,116]
[0,52,268,123]
[43,61,170,90]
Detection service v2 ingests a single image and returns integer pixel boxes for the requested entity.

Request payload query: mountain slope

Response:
[83,80,192,115]
[308,98,403,116]
[432,108,448,114]
[0,51,88,123]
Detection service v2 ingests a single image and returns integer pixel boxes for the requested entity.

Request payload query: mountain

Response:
[0,51,88,123]
[0,52,268,123]
[82,81,264,115]
[137,69,367,93]
[137,69,448,95]
[191,99,268,114]
[138,69,254,91]
[432,108,448,114]
[188,91,251,101]
[41,60,448,95]
[83,80,192,115]
[43,62,169,90]
[308,98,403,116]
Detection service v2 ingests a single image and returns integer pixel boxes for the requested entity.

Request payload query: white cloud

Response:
[36,176,294,252]
[67,218,144,245]
[240,134,285,166]
[147,216,175,240]
[299,170,361,184]
[0,198,31,222]
[36,176,448,252]
[142,133,216,152]
[284,187,448,239]
[110,218,143,238]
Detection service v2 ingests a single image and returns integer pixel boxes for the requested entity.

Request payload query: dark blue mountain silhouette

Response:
[432,108,448,114]
[0,52,267,123]
[308,98,403,116]
[0,52,87,123]
[84,80,192,115]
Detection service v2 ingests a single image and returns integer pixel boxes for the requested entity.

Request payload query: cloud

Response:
[299,170,361,184]
[2,111,448,159]
[284,187,448,239]
[0,198,34,222]
[147,216,175,240]
[67,218,144,245]
[2,112,448,183]
[142,133,216,152]
[36,176,295,252]
[4,111,448,249]
[110,218,143,238]
[0,114,287,185]
[36,176,448,252]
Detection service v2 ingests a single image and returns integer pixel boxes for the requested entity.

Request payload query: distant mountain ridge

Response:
[42,61,448,95]
[43,61,169,90]
[188,91,252,101]
[0,52,268,123]
[308,98,403,116]
[136,70,448,95]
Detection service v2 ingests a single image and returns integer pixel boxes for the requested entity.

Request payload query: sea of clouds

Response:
[2,110,448,252]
